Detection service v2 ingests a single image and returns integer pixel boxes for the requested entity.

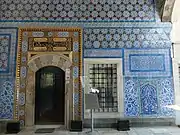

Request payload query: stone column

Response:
[25,69,35,127]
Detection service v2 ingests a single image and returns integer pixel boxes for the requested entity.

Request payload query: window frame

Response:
[84,58,124,118]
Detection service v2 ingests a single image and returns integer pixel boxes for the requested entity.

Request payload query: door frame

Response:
[25,53,72,128]
[15,28,83,129]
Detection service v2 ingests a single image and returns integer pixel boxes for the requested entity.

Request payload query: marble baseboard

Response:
[83,118,175,128]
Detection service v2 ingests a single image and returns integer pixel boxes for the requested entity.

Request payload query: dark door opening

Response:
[35,66,65,125]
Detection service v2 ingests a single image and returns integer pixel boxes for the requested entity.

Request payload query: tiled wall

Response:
[83,27,171,49]
[0,28,18,119]
[0,26,174,119]
[0,0,156,22]
[83,26,174,117]
[0,0,174,119]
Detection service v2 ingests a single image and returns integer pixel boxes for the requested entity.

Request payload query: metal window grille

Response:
[89,64,118,112]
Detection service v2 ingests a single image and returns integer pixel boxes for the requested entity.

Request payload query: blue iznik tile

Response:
[140,84,158,115]
[0,28,18,119]
[124,78,139,117]
[0,79,14,119]
[83,27,171,49]
[124,78,174,117]
[0,0,156,22]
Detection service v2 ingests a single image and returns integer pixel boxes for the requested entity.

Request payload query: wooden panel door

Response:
[35,66,65,124]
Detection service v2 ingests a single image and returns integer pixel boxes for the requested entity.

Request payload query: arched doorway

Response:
[16,28,82,128]
[35,66,65,124]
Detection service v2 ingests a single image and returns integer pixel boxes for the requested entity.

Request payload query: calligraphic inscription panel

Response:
[28,37,72,52]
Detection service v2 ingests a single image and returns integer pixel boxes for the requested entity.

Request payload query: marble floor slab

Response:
[1,126,180,135]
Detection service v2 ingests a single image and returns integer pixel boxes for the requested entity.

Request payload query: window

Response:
[89,64,118,112]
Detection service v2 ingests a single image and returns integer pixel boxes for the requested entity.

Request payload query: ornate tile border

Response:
[0,27,18,77]
[124,49,172,77]
[0,27,18,120]
[16,27,82,126]
[0,34,10,72]
[0,22,172,28]
[84,49,123,58]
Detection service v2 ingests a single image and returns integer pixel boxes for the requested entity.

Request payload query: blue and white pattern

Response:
[21,41,28,53]
[84,27,171,49]
[73,66,79,79]
[84,49,122,58]
[0,35,10,72]
[74,93,79,106]
[20,66,27,78]
[19,92,25,106]
[124,49,172,77]
[0,28,18,77]
[130,54,165,72]
[0,28,17,119]
[124,78,174,117]
[140,84,158,115]
[0,80,14,119]
[73,93,79,116]
[32,32,44,37]
[158,79,174,116]
[58,32,69,37]
[124,78,139,116]
[0,0,156,22]
[73,42,79,52]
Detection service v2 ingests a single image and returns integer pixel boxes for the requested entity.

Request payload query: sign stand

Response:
[85,93,100,135]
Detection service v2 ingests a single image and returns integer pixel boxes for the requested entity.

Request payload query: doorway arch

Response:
[25,54,72,128]
[16,28,82,129]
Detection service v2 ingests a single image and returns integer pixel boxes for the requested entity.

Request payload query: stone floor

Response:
[1,126,180,135]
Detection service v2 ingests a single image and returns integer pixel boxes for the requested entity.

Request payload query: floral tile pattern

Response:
[0,28,18,77]
[0,79,14,119]
[0,0,156,22]
[124,78,139,116]
[124,78,174,117]
[158,79,174,116]
[0,35,10,72]
[0,28,17,119]
[140,83,158,115]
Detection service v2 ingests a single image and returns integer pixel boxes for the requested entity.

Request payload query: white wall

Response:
[171,0,180,43]
[83,58,124,119]
[171,0,180,125]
